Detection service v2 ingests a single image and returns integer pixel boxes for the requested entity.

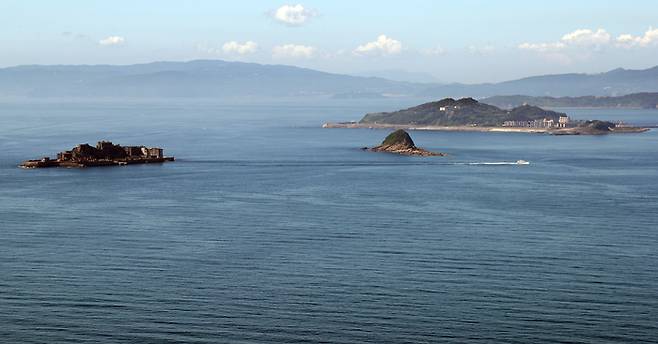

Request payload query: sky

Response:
[1,0,658,83]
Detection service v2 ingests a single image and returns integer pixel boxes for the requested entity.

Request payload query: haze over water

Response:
[1,100,658,343]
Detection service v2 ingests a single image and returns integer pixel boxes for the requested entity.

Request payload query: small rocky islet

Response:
[364,129,446,157]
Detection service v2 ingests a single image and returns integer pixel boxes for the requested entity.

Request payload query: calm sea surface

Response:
[1,100,658,343]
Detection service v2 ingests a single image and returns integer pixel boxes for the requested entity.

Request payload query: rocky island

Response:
[19,141,174,169]
[323,97,649,135]
[364,129,446,156]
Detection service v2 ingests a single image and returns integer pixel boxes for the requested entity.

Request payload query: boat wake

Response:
[461,160,530,166]
[184,159,530,167]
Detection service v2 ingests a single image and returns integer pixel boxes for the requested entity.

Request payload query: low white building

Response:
[558,116,570,128]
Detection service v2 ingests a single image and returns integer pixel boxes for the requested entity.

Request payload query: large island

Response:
[20,141,174,169]
[323,97,649,135]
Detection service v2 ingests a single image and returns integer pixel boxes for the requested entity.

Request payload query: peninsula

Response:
[364,129,446,157]
[19,141,174,169]
[323,97,649,135]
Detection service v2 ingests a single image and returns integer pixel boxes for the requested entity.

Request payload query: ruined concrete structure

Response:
[20,141,174,168]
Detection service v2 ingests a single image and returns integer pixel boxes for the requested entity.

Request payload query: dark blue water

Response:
[1,100,658,343]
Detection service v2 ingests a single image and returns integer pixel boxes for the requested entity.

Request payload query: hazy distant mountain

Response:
[482,92,658,109]
[353,69,443,83]
[422,66,658,98]
[1,60,657,99]
[0,60,422,99]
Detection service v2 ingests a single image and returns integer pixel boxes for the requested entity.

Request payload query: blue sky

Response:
[2,0,658,82]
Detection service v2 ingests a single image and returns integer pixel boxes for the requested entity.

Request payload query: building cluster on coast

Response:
[56,141,164,162]
[20,141,173,168]
[503,115,572,129]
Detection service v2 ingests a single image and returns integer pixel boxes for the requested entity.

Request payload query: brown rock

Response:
[367,129,446,156]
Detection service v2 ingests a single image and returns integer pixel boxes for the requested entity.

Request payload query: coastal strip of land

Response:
[322,122,650,135]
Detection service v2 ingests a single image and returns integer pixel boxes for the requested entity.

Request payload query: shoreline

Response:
[322,122,650,135]
[19,156,175,169]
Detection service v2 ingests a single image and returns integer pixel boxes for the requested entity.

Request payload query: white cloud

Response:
[222,41,258,55]
[616,34,636,46]
[561,28,611,46]
[272,44,316,58]
[518,28,613,61]
[99,36,125,46]
[517,45,573,65]
[467,45,495,55]
[616,27,658,47]
[518,42,566,53]
[272,4,316,26]
[519,28,611,54]
[517,27,658,54]
[354,35,402,56]
[421,46,447,56]
[62,32,90,41]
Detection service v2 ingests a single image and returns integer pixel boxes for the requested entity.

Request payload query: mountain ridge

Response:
[2,59,658,98]
[482,92,658,109]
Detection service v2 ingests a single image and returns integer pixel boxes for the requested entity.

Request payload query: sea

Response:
[1,99,657,343]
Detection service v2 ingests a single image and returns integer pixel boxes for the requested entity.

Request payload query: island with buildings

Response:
[364,129,446,157]
[19,141,174,169]
[323,97,649,135]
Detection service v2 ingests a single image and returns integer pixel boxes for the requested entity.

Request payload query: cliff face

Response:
[360,97,566,126]
[368,130,445,157]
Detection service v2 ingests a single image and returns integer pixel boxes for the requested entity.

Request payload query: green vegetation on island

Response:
[381,129,416,146]
[360,98,566,126]
[323,97,649,135]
